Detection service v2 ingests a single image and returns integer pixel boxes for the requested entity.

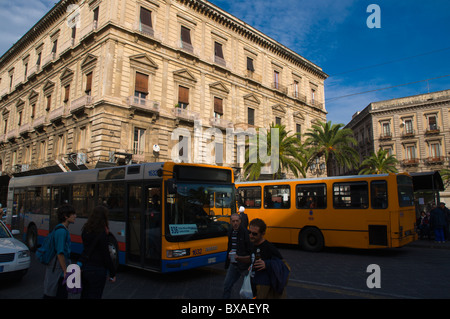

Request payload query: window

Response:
[397,175,414,207]
[296,124,301,140]
[293,80,299,98]
[429,142,441,158]
[264,185,290,209]
[247,57,254,72]
[214,42,225,65]
[237,186,261,208]
[36,52,42,67]
[371,181,388,209]
[93,7,99,28]
[405,145,416,160]
[333,182,368,209]
[247,107,254,125]
[46,95,52,111]
[85,72,92,95]
[71,26,76,43]
[311,88,316,103]
[178,86,189,109]
[64,85,70,102]
[296,184,326,209]
[180,26,192,52]
[178,135,189,161]
[31,104,36,118]
[98,182,125,221]
[214,97,223,118]
[215,142,223,165]
[18,111,22,126]
[140,7,153,34]
[133,128,145,155]
[273,70,279,89]
[134,72,148,101]
[404,119,413,134]
[275,117,281,125]
[52,39,58,55]
[428,115,438,131]
[24,63,28,79]
[382,122,391,137]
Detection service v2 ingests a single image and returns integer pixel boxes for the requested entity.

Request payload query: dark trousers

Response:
[80,265,107,299]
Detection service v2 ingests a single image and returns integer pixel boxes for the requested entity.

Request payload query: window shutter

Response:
[214,42,224,58]
[214,97,223,115]
[85,72,93,93]
[247,57,254,72]
[64,85,70,102]
[178,86,189,104]
[140,7,152,27]
[181,26,191,44]
[135,72,149,93]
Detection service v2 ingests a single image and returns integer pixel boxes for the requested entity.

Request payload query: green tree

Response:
[243,123,305,180]
[304,120,359,176]
[440,169,450,188]
[358,149,399,175]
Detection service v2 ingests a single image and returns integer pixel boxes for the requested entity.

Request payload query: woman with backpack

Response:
[79,205,117,299]
[42,204,77,299]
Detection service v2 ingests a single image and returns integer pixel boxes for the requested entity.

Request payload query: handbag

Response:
[239,266,254,299]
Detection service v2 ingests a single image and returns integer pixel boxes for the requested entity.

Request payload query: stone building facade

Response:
[0,0,327,179]
[338,89,450,205]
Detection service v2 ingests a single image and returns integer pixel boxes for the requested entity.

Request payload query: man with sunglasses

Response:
[248,218,290,299]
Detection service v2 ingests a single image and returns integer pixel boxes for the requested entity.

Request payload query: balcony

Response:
[244,70,262,83]
[292,91,307,103]
[401,159,419,167]
[401,129,415,138]
[42,52,56,67]
[133,23,162,41]
[80,21,98,39]
[70,95,93,113]
[173,107,198,122]
[33,115,47,130]
[210,117,233,129]
[379,132,392,140]
[19,123,31,136]
[127,96,160,114]
[425,156,445,165]
[425,125,440,135]
[6,129,18,141]
[49,106,68,122]
[271,82,288,94]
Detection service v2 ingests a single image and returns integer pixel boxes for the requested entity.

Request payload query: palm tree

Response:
[358,149,399,175]
[243,123,304,180]
[304,121,359,176]
[440,169,450,188]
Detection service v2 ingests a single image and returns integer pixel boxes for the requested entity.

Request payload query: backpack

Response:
[35,225,68,265]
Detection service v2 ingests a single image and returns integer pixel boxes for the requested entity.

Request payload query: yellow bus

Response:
[5,162,235,273]
[236,173,417,251]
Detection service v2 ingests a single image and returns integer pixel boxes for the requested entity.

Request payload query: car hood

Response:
[0,238,29,253]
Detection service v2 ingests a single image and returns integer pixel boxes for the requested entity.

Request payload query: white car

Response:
[0,220,31,280]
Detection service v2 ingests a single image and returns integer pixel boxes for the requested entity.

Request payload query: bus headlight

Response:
[166,249,190,258]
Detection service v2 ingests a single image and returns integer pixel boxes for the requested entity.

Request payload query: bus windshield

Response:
[165,182,234,242]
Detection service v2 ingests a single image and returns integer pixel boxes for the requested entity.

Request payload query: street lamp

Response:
[310,157,326,176]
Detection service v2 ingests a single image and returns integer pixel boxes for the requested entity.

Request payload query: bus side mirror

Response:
[166,179,177,194]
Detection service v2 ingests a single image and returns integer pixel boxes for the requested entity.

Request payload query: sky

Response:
[1,0,450,125]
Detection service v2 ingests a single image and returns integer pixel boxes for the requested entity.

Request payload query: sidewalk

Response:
[408,238,450,250]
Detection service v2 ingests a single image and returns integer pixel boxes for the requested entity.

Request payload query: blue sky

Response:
[1,0,450,125]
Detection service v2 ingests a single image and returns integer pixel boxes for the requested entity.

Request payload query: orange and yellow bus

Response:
[236,173,417,251]
[5,162,235,272]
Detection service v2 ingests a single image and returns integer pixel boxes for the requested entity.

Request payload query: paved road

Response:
[2,240,449,300]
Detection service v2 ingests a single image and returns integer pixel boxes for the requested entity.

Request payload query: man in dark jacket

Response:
[430,203,448,243]
[222,213,253,299]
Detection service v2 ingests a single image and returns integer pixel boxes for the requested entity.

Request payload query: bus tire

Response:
[299,227,324,252]
[26,224,38,252]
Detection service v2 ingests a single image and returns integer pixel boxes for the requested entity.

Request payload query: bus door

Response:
[127,183,162,270]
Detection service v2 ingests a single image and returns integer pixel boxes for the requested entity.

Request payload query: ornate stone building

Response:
[0,0,327,179]
[338,89,450,205]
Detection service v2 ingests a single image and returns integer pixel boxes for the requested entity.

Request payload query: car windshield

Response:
[0,222,12,238]
[165,182,234,242]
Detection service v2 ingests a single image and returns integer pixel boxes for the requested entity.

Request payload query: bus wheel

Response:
[26,224,38,252]
[299,227,324,252]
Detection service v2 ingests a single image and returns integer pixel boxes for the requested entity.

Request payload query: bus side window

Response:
[264,185,290,209]
[296,184,327,209]
[371,181,388,209]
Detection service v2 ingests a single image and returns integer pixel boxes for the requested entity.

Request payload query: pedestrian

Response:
[430,202,447,243]
[238,206,249,230]
[222,213,253,299]
[79,205,117,299]
[43,204,76,299]
[418,211,430,240]
[248,218,290,299]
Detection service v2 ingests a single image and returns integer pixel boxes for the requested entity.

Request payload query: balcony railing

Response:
[173,107,199,122]
[425,156,445,165]
[271,82,288,94]
[401,129,415,138]
[127,96,160,114]
[425,125,440,134]
[33,115,46,129]
[49,106,68,122]
[6,129,18,141]
[244,70,262,83]
[210,117,233,129]
[401,159,419,166]
[19,123,31,136]
[379,132,392,140]
[70,95,93,113]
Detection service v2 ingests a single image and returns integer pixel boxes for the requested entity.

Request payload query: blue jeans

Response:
[222,263,247,299]
[434,227,445,242]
